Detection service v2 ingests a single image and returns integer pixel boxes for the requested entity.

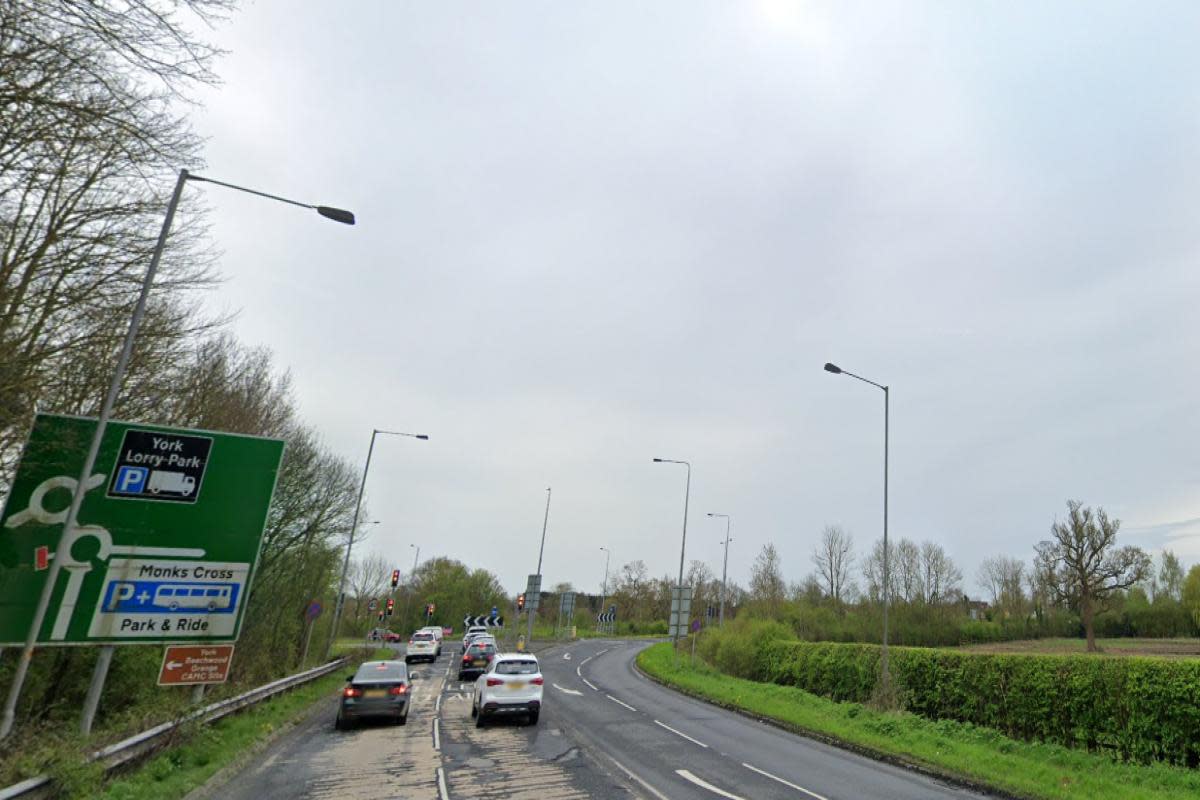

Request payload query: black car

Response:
[336,660,412,729]
[458,640,497,680]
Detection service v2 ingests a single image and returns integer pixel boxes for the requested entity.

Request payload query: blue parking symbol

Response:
[114,466,148,495]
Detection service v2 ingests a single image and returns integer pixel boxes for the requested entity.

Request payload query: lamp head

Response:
[415,434,430,440]
[824,362,842,374]
[653,458,664,462]
[316,206,356,225]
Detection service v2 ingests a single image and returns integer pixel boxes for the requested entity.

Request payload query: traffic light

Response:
[517,593,526,611]
[390,569,400,588]
[386,598,395,616]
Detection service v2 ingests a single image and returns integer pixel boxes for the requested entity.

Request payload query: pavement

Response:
[203,638,995,800]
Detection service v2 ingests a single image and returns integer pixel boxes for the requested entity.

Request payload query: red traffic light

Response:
[390,569,400,588]
[517,593,526,611]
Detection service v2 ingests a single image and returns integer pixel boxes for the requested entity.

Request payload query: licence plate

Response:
[364,689,387,698]
[507,681,525,689]
[473,659,486,667]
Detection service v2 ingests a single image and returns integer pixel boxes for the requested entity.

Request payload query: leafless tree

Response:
[1034,500,1151,652]
[892,538,922,603]
[347,552,392,629]
[919,541,962,604]
[749,543,787,613]
[977,555,1025,616]
[812,525,855,603]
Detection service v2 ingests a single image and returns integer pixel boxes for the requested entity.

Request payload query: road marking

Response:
[675,770,745,799]
[576,665,582,677]
[436,766,450,800]
[582,677,598,691]
[603,754,672,800]
[654,720,708,748]
[742,763,830,800]
[564,652,572,660]
[606,694,637,712]
[435,694,442,714]
[433,717,440,751]
[554,683,583,696]
[579,654,596,667]
[597,648,609,655]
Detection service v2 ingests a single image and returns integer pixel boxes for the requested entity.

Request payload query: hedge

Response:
[757,640,1200,767]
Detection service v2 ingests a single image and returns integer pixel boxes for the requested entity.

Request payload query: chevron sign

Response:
[463,615,504,628]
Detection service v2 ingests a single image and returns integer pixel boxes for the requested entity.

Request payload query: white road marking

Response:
[603,753,672,800]
[554,683,583,696]
[582,678,599,691]
[654,720,708,748]
[436,767,449,800]
[576,665,582,677]
[676,770,746,800]
[606,694,637,712]
[579,654,596,667]
[742,763,830,800]
[434,694,441,714]
[433,717,440,751]
[564,652,572,660]
[597,648,609,655]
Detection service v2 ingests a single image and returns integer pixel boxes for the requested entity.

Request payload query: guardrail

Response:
[0,657,348,800]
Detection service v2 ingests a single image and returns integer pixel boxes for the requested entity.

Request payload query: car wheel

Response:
[528,711,539,725]
[470,700,478,718]
[335,713,348,731]
[396,713,407,726]
[475,710,486,728]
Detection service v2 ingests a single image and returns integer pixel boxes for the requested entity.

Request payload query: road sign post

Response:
[523,573,541,646]
[557,591,575,638]
[669,586,692,641]
[0,414,283,735]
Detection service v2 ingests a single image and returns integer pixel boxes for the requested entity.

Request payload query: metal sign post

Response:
[669,586,692,641]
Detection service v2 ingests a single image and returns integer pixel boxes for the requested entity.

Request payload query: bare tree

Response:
[893,538,922,603]
[861,539,893,604]
[812,525,855,603]
[977,555,1025,615]
[347,552,392,630]
[1034,500,1151,652]
[919,541,962,604]
[749,543,786,613]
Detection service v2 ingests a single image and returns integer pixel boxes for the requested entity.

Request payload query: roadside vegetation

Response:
[638,641,1200,800]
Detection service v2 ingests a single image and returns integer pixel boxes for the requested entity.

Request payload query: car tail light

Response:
[531,677,544,685]
[463,654,471,662]
[343,686,362,698]
[486,678,503,686]
[389,685,408,696]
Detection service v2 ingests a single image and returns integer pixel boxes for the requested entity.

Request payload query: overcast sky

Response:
[187,2,1200,599]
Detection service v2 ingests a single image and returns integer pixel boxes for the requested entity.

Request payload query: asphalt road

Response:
[543,639,993,800]
[203,638,994,800]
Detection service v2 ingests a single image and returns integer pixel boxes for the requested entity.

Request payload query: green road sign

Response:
[0,414,284,645]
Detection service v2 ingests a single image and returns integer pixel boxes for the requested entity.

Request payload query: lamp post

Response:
[707,513,732,627]
[824,361,890,687]
[402,543,421,628]
[526,488,551,646]
[653,458,691,647]
[1,169,355,739]
[326,429,428,658]
[599,546,611,632]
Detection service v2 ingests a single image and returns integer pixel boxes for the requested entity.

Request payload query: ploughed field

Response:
[960,637,1200,658]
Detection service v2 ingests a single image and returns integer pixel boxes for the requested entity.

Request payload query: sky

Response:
[186,1,1200,599]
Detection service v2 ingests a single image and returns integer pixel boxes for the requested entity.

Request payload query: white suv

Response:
[405,631,438,663]
[418,626,443,654]
[472,653,543,726]
[462,625,489,650]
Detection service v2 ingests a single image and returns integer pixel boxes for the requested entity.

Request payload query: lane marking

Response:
[433,717,440,751]
[606,694,637,712]
[564,652,572,660]
[582,677,598,691]
[576,666,582,677]
[579,654,596,667]
[604,754,672,800]
[675,770,745,800]
[554,683,583,696]
[597,648,609,655]
[654,720,708,748]
[436,766,450,800]
[435,694,442,714]
[742,763,830,800]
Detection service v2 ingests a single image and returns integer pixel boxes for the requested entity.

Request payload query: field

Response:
[961,637,1200,659]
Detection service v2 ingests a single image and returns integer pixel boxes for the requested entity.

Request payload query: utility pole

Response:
[707,513,732,627]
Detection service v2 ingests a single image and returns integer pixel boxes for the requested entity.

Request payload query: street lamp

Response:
[326,429,429,658]
[402,542,422,626]
[1,168,355,739]
[824,361,890,687]
[653,458,691,647]
[526,488,552,647]
[599,546,612,632]
[707,513,732,627]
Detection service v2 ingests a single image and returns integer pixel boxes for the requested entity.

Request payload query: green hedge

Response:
[758,640,1200,767]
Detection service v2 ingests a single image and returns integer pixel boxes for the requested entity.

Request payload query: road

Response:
[204,638,993,800]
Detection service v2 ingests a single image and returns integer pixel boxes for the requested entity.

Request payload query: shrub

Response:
[756,640,1200,766]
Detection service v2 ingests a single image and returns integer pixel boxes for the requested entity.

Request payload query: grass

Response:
[961,637,1200,659]
[637,642,1200,800]
[92,667,348,800]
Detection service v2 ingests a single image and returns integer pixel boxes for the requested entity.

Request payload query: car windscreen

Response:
[468,643,496,654]
[495,660,539,675]
[354,662,407,682]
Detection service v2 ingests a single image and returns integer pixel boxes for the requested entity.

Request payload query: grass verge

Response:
[636,642,1200,800]
[91,666,352,800]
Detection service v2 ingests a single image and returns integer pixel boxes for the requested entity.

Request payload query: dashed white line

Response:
[603,753,672,800]
[553,683,583,696]
[654,719,708,748]
[676,770,745,799]
[742,763,830,800]
[606,694,637,712]
[435,694,442,714]
[433,717,440,751]
[582,677,598,691]
[436,766,450,800]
